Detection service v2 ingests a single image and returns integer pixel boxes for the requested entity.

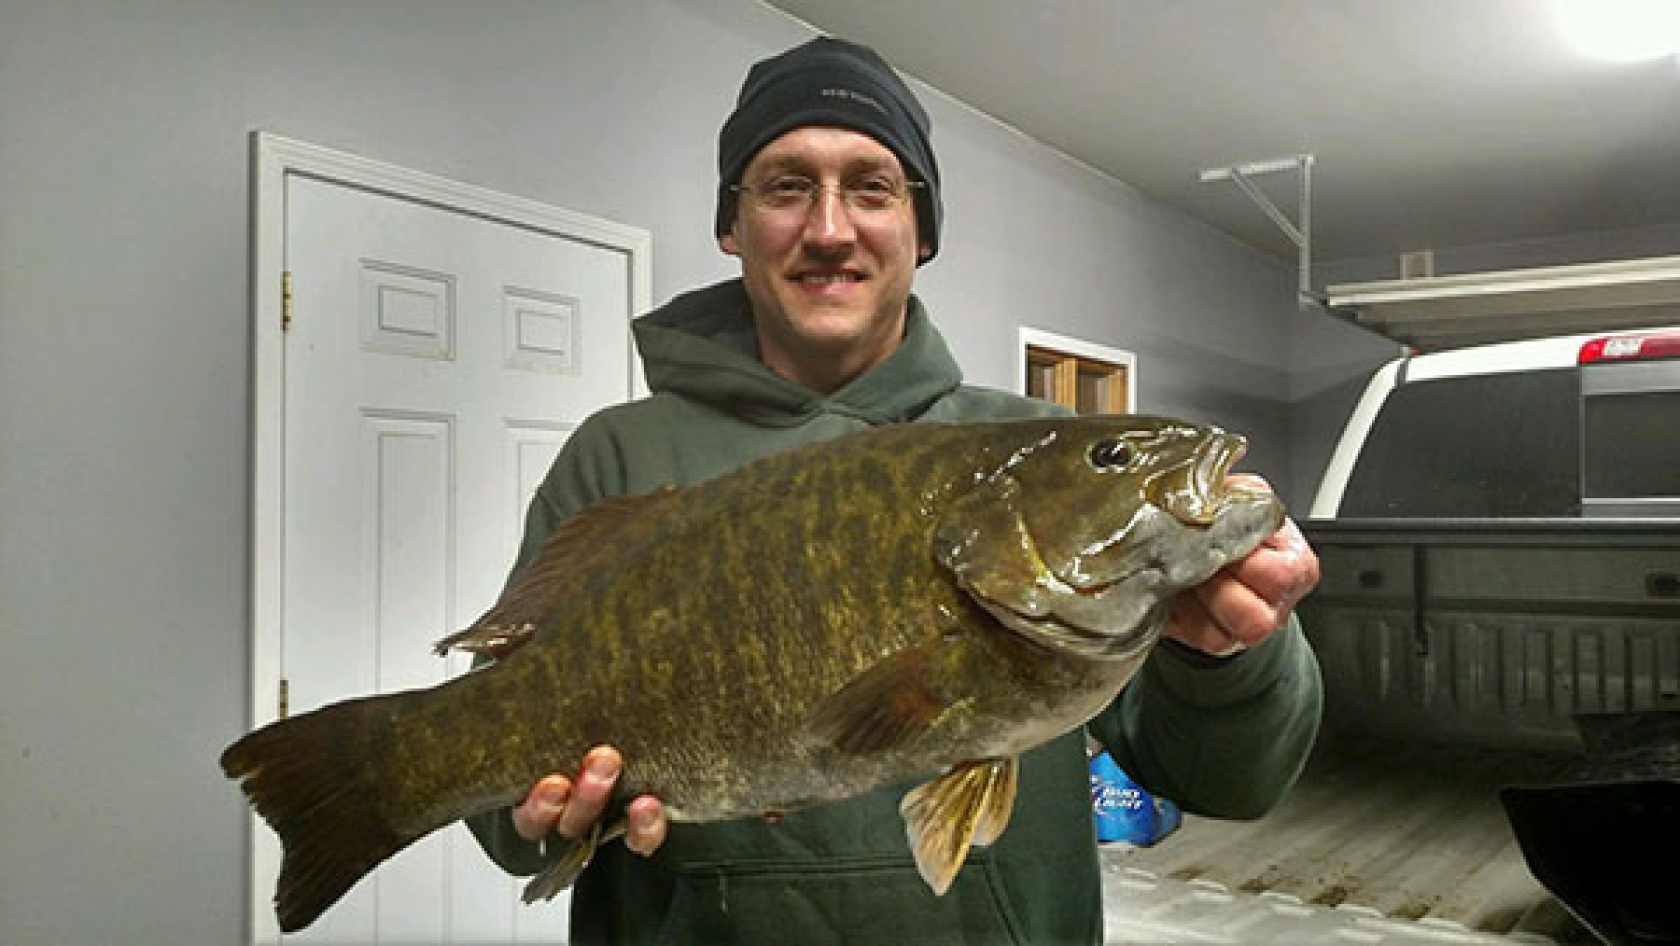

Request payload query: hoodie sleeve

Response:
[1088,613,1323,820]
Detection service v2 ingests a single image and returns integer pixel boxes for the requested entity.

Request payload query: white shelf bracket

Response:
[1200,154,1318,308]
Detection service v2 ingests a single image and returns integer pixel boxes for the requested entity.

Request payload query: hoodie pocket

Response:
[656,854,1026,946]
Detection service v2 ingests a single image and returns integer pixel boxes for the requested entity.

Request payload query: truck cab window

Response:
[1583,390,1680,501]
[1341,368,1580,517]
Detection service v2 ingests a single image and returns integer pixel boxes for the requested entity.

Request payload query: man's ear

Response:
[918,240,933,261]
[719,217,742,257]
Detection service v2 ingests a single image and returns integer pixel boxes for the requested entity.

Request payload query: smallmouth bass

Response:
[221,415,1283,932]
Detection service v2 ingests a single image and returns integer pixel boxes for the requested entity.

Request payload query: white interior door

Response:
[273,169,637,943]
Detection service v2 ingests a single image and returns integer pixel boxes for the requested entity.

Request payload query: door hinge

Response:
[281,271,294,332]
[278,676,291,719]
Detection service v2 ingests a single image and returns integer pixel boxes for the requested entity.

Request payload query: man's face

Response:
[721,126,931,393]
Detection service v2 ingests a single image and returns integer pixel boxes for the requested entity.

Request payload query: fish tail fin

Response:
[220,693,422,932]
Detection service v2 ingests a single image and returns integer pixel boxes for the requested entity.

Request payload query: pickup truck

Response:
[1304,327,1680,752]
[1101,327,1679,944]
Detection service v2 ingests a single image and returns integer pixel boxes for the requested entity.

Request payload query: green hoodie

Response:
[467,278,1322,945]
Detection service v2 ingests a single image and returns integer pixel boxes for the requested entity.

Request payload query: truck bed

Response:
[1100,735,1595,944]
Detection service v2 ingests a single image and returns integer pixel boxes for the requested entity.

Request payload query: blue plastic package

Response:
[1089,751,1180,845]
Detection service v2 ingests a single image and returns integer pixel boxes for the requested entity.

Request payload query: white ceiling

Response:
[761,0,1680,269]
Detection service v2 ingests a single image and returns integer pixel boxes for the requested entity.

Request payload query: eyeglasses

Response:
[731,174,925,215]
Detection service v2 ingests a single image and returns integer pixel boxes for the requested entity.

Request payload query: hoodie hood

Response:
[633,279,963,427]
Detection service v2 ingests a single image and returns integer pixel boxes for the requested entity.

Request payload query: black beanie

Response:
[715,36,942,264]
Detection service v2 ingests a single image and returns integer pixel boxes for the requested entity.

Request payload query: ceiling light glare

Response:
[1555,0,1680,62]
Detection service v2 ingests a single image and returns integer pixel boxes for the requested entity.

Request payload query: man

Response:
[468,35,1322,944]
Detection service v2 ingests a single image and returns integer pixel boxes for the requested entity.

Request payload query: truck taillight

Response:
[1579,332,1680,363]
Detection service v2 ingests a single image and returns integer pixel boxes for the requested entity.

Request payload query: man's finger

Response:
[512,775,572,841]
[1224,531,1312,607]
[624,795,668,856]
[1164,592,1238,654]
[1193,571,1281,645]
[556,745,621,840]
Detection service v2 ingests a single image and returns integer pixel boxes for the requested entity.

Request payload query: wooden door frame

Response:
[246,131,651,942]
[1016,326,1137,412]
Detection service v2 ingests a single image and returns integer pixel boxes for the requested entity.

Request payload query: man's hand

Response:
[512,745,668,856]
[1165,475,1320,656]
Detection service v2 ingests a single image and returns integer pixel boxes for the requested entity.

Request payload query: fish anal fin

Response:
[899,757,1020,896]
[521,819,621,904]
[436,487,681,659]
[809,644,956,754]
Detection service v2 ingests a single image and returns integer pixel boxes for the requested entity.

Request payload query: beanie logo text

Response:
[820,86,887,115]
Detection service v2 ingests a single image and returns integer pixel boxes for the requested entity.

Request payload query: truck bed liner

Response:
[1101,736,1596,944]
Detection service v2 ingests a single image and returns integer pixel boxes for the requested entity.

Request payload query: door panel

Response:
[280,172,633,942]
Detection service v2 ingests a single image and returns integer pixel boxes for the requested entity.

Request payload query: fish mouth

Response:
[1160,431,1252,526]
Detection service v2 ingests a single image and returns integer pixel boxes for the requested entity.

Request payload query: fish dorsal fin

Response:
[899,757,1020,895]
[808,642,957,754]
[433,487,680,658]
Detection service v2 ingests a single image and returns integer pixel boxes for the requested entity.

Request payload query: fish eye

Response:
[1088,439,1132,469]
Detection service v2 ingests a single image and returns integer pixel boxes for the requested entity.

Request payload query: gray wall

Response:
[11,2,1664,943]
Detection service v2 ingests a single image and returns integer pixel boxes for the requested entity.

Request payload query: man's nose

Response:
[802,188,858,246]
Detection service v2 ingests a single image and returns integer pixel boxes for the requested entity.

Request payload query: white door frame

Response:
[246,131,651,943]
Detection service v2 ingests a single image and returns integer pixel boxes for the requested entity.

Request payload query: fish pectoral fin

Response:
[808,644,956,753]
[520,818,622,904]
[900,757,1020,896]
[440,487,681,660]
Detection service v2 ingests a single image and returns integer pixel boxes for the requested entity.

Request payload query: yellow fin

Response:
[899,757,1020,895]
[434,487,679,658]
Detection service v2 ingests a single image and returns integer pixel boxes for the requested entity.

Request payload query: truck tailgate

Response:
[1298,518,1680,751]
